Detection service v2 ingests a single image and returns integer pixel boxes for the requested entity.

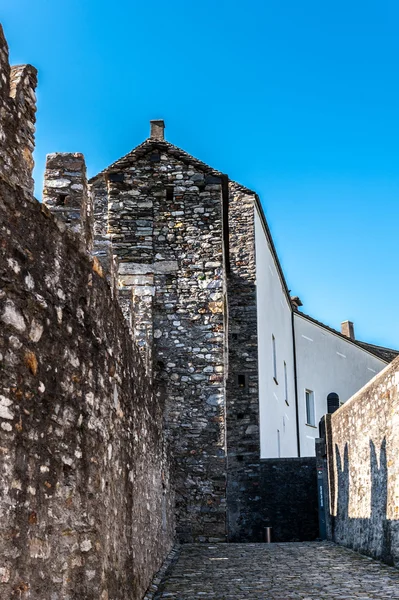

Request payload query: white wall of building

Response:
[294,313,387,456]
[255,207,298,458]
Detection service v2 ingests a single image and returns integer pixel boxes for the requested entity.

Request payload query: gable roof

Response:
[89,133,399,365]
[295,310,399,364]
[88,138,223,184]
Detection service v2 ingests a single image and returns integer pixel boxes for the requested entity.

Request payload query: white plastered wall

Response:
[255,207,298,458]
[294,313,387,456]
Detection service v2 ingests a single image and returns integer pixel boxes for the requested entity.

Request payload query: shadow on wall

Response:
[333,438,399,566]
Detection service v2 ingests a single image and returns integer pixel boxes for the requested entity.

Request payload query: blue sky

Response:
[3,1,399,348]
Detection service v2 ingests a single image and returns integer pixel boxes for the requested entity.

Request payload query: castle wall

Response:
[0,25,37,195]
[0,178,174,599]
[43,153,93,250]
[322,358,399,567]
[92,144,228,542]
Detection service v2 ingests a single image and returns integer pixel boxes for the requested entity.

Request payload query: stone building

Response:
[48,119,393,542]
[2,21,398,596]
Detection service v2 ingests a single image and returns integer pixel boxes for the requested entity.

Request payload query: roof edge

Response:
[295,310,398,363]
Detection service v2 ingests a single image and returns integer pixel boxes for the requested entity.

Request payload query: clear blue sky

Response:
[3,1,399,349]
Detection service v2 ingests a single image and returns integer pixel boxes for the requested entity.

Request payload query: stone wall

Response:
[225,183,261,541]
[0,25,37,195]
[321,358,399,567]
[43,153,93,250]
[90,140,228,542]
[0,178,174,599]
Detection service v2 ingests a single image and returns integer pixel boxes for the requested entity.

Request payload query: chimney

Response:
[290,296,303,310]
[341,320,355,340]
[150,119,165,141]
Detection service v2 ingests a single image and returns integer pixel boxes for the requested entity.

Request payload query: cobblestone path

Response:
[154,542,399,599]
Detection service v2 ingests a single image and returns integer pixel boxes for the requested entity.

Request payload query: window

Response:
[56,193,68,206]
[237,374,246,388]
[305,389,315,426]
[166,186,174,202]
[272,335,277,383]
[284,361,288,405]
[108,172,124,183]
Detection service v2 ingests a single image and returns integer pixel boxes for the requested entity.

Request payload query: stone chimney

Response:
[341,320,355,340]
[150,119,165,141]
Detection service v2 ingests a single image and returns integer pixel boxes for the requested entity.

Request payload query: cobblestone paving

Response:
[155,542,399,599]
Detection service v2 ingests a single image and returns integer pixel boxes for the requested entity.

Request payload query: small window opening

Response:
[236,455,244,462]
[272,335,278,383]
[327,392,340,414]
[108,172,124,183]
[305,389,315,427]
[166,186,174,202]
[284,361,288,405]
[56,193,68,206]
[232,333,238,341]
[237,374,246,388]
[237,412,245,420]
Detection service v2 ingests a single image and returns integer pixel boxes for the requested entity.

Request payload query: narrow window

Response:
[56,193,68,206]
[237,374,246,388]
[108,172,124,183]
[305,390,315,426]
[284,361,288,405]
[327,392,340,414]
[272,335,277,383]
[166,186,174,202]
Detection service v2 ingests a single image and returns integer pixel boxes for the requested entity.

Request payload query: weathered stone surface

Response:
[91,141,228,542]
[0,25,37,195]
[321,357,399,567]
[225,183,261,541]
[154,542,399,599]
[43,153,93,251]
[0,178,174,599]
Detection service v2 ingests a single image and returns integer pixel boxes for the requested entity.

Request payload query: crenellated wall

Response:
[320,357,399,567]
[0,25,37,195]
[43,153,93,250]
[0,173,174,598]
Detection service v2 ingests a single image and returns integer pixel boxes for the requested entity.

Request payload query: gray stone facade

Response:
[90,135,228,542]
[0,176,175,598]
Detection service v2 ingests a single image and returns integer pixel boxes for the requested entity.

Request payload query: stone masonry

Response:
[88,125,319,544]
[319,357,399,567]
[43,153,93,250]
[225,182,261,541]
[153,542,399,599]
[90,125,228,542]
[0,26,174,599]
[0,25,37,196]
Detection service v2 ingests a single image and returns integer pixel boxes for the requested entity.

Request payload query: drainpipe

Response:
[291,310,301,457]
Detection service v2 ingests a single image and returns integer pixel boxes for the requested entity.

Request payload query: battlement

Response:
[43,152,93,250]
[0,24,37,195]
